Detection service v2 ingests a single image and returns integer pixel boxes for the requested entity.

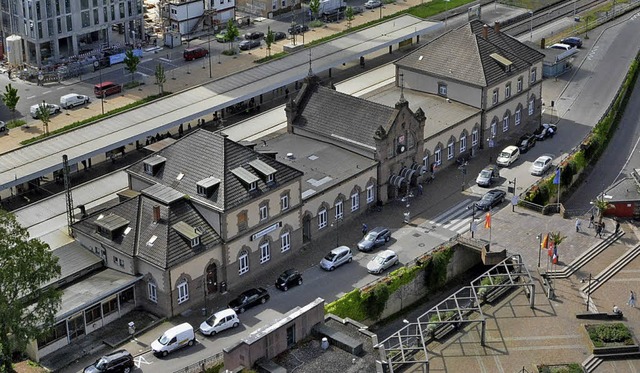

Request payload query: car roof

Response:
[213,308,237,318]
[378,249,396,257]
[535,155,553,162]
[104,349,131,359]
[563,36,581,41]
[550,43,571,48]
[501,145,518,152]
[332,245,351,253]
[282,268,298,275]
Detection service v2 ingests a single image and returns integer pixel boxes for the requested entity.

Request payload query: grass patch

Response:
[6,119,27,129]
[255,51,288,63]
[124,81,141,89]
[586,323,634,347]
[536,363,583,373]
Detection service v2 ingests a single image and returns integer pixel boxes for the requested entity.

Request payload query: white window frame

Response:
[239,252,249,275]
[529,97,535,116]
[491,121,497,136]
[351,193,359,212]
[190,236,200,248]
[460,135,466,153]
[517,76,523,92]
[472,128,479,146]
[438,83,447,96]
[281,194,289,211]
[447,141,454,160]
[281,232,290,252]
[505,83,511,98]
[318,209,327,229]
[530,68,537,83]
[335,201,344,220]
[492,89,498,105]
[366,185,375,204]
[260,242,270,264]
[434,147,442,166]
[249,181,257,191]
[503,115,509,132]
[259,204,268,221]
[143,163,153,175]
[148,281,157,303]
[422,155,429,168]
[515,109,521,125]
[177,280,189,304]
[267,174,274,183]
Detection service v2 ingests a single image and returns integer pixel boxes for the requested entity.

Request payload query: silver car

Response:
[366,250,398,274]
[320,246,353,271]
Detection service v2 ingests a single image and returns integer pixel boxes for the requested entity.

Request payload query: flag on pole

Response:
[484,213,491,229]
[553,168,561,185]
[548,240,555,257]
[552,246,558,264]
[541,233,548,249]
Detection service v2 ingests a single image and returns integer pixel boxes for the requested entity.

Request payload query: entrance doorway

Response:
[302,215,311,243]
[206,263,218,294]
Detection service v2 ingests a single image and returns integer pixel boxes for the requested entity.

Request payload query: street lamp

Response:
[208,32,212,79]
[529,11,533,39]
[98,62,104,115]
[536,233,542,267]
[379,3,383,19]
[467,203,477,238]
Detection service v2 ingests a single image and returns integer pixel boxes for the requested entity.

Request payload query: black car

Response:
[535,123,557,140]
[239,39,261,50]
[275,268,303,291]
[561,36,583,48]
[228,287,270,313]
[516,133,536,153]
[288,24,309,35]
[244,31,264,40]
[273,31,287,41]
[83,350,134,373]
[475,189,507,211]
[357,226,391,252]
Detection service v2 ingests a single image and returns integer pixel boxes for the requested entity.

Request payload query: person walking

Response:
[362,223,368,236]
[575,218,581,232]
[615,221,621,235]
[589,213,595,228]
[595,223,602,238]
[601,221,606,235]
[629,290,636,308]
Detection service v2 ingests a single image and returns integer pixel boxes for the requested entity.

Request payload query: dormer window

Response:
[231,167,260,192]
[191,236,200,247]
[249,181,257,191]
[142,155,167,176]
[196,176,220,197]
[249,159,276,184]
[267,174,274,183]
[94,213,130,240]
[172,221,203,248]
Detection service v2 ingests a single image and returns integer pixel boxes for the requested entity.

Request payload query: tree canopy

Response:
[0,84,20,123]
[0,209,61,372]
[124,49,140,84]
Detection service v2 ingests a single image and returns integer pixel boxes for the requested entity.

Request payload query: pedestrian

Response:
[588,213,594,228]
[418,184,423,196]
[595,223,601,238]
[601,221,606,234]
[615,221,621,235]
[629,290,636,308]
[575,218,581,232]
[362,223,368,236]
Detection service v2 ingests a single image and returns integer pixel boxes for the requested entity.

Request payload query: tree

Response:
[224,20,240,53]
[0,84,20,124]
[124,49,140,84]
[309,0,320,20]
[592,198,614,225]
[265,27,275,58]
[0,209,62,372]
[35,101,51,135]
[345,6,355,28]
[155,63,166,95]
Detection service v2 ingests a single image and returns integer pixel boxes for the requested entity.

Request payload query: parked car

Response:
[366,249,398,274]
[535,123,557,140]
[320,246,353,271]
[496,145,520,167]
[475,165,500,187]
[351,6,364,14]
[275,268,303,291]
[60,93,90,109]
[288,24,309,35]
[228,287,270,313]
[239,39,261,50]
[561,36,583,48]
[364,0,382,8]
[183,46,208,61]
[151,323,196,357]
[30,102,61,119]
[549,43,573,51]
[0,121,7,136]
[530,155,553,176]
[199,308,240,336]
[475,189,507,211]
[273,31,287,41]
[244,31,265,40]
[83,350,134,373]
[516,133,536,153]
[357,226,391,252]
[215,30,229,42]
[93,81,122,98]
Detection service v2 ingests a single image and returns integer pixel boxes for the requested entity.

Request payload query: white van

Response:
[60,93,90,109]
[496,145,520,167]
[150,323,196,357]
[199,308,240,336]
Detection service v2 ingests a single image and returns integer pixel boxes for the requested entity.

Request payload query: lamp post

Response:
[458,161,467,191]
[536,233,542,267]
[486,134,495,163]
[379,3,383,19]
[98,62,104,114]
[208,32,212,78]
[529,11,533,39]
[467,203,477,238]
[585,273,592,311]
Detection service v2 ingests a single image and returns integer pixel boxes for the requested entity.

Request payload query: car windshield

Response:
[534,160,545,167]
[278,273,289,281]
[499,151,510,158]
[373,255,386,264]
[364,232,376,241]
[480,170,492,178]
[158,334,170,345]
[481,194,494,201]
[95,357,108,370]
[324,252,337,261]
[205,315,216,326]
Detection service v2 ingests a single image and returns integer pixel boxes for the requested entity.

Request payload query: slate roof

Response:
[126,130,303,212]
[605,177,640,203]
[290,84,397,151]
[396,20,545,87]
[73,193,223,270]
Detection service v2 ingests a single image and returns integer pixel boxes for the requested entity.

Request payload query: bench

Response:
[575,312,624,320]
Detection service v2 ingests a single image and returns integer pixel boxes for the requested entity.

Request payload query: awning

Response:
[400,167,416,180]
[389,175,405,187]
[411,163,428,175]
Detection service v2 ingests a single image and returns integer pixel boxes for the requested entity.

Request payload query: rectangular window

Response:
[85,304,101,323]
[239,253,249,275]
[267,174,274,183]
[113,255,118,264]
[177,281,189,304]
[438,83,447,96]
[531,68,537,83]
[281,232,290,252]
[434,148,442,166]
[318,209,327,229]
[492,89,499,105]
[260,242,270,264]
[503,116,509,132]
[272,0,276,9]
[491,122,497,136]
[366,185,375,203]
[447,142,454,160]
[505,83,511,98]
[517,76,523,92]
[237,211,248,231]
[259,204,268,221]
[515,109,521,125]
[529,97,535,116]
[143,163,153,175]
[282,0,285,6]
[335,201,343,220]
[281,194,289,211]
[190,236,200,247]
[102,297,118,316]
[249,181,257,191]
[460,136,466,153]
[148,282,157,303]
[118,258,124,267]
[423,156,429,168]
[351,193,359,212]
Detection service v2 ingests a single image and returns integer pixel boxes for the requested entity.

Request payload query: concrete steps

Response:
[547,232,624,279]
[580,243,640,294]
[582,354,603,372]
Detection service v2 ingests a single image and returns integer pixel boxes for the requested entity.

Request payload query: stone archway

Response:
[206,263,218,294]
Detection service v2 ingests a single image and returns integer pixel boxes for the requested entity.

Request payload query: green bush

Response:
[364,282,390,320]
[537,363,583,373]
[586,323,634,347]
[206,362,224,373]
[6,119,26,129]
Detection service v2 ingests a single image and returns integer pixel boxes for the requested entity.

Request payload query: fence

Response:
[172,352,224,373]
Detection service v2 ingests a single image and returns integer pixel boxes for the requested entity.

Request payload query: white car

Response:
[530,155,553,176]
[496,145,520,167]
[364,0,382,8]
[199,308,240,336]
[30,102,61,119]
[320,246,353,271]
[366,249,399,274]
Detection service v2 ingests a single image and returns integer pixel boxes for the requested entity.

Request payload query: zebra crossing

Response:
[420,198,480,235]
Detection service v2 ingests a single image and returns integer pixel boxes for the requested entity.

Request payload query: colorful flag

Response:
[541,233,548,249]
[553,168,561,185]
[548,241,555,257]
[484,213,491,229]
[552,252,558,264]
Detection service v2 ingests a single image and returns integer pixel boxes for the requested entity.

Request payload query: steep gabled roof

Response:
[290,84,398,151]
[396,20,544,87]
[126,130,303,212]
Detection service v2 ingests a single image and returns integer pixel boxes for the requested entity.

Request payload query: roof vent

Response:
[286,153,294,159]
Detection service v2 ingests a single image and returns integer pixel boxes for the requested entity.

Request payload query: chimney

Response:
[482,24,489,39]
[494,21,500,34]
[153,205,161,223]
